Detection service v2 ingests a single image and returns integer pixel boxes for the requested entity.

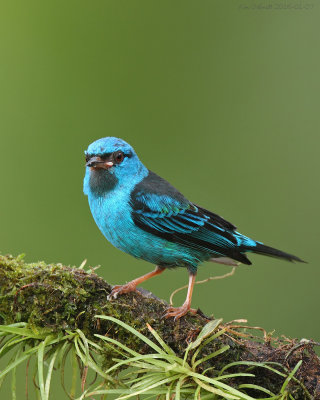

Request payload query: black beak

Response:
[86,156,114,169]
[86,156,104,168]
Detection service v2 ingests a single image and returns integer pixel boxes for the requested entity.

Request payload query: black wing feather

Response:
[130,171,252,265]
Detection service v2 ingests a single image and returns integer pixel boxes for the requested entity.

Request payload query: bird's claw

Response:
[163,305,198,321]
[107,283,137,300]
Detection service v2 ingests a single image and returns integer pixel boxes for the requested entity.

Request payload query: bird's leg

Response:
[108,266,165,299]
[164,272,197,320]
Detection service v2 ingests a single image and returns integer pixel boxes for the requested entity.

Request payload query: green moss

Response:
[0,254,318,399]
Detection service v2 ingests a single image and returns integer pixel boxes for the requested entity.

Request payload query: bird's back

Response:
[129,170,254,267]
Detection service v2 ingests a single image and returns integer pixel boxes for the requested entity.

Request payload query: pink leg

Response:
[165,272,197,320]
[108,266,165,299]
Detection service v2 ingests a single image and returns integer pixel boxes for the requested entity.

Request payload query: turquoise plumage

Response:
[84,137,304,319]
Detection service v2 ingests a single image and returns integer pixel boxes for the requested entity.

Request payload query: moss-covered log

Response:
[0,254,319,399]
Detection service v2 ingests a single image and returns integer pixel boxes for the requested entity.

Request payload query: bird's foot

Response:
[164,304,198,321]
[107,283,137,300]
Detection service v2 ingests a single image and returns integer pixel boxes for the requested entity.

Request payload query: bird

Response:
[83,137,305,320]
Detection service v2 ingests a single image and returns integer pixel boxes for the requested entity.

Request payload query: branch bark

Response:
[0,254,319,399]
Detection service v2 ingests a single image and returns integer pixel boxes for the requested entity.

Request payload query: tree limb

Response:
[0,254,319,399]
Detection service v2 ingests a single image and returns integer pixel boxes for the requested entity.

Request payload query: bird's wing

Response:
[130,171,251,264]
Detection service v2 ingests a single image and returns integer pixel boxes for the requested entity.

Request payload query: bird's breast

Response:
[88,189,133,249]
[87,187,205,269]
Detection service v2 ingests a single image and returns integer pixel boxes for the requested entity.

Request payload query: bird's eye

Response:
[114,151,125,164]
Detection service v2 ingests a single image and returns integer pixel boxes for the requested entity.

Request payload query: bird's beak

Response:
[86,156,114,169]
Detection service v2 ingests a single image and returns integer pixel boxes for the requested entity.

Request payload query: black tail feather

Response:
[250,243,306,263]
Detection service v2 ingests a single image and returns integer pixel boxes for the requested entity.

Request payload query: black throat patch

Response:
[89,170,118,195]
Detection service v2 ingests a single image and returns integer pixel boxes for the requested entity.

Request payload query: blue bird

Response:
[84,137,304,319]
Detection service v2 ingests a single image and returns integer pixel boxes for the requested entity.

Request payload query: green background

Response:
[0,0,319,398]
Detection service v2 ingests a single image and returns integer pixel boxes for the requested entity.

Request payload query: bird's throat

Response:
[89,169,118,195]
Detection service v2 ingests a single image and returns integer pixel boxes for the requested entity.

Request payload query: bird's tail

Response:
[248,242,306,263]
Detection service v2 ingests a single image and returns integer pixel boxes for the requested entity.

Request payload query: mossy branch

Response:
[0,254,319,399]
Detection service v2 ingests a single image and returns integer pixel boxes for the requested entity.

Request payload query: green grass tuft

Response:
[0,318,308,399]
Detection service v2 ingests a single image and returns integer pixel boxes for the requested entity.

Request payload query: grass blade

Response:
[193,377,239,399]
[37,338,49,399]
[0,326,47,339]
[96,315,164,354]
[238,383,275,396]
[190,319,223,349]
[44,348,59,400]
[191,329,226,366]
[95,334,140,357]
[70,346,78,399]
[280,360,302,394]
[193,345,230,369]
[11,344,23,400]
[188,371,255,400]
[0,350,33,381]
[146,323,176,356]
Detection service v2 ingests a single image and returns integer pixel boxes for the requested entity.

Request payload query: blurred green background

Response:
[0,0,319,397]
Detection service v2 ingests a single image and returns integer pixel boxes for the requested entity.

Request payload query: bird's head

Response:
[84,137,147,195]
